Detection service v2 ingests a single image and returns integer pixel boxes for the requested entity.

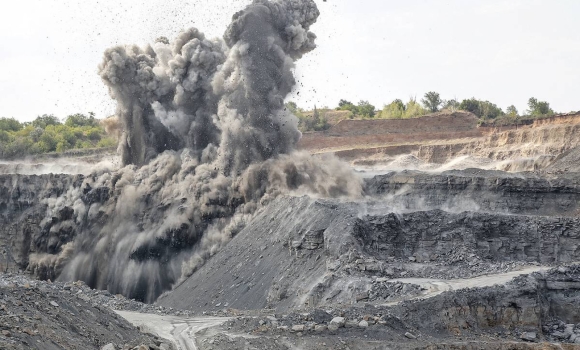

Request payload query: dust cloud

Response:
[31,0,362,303]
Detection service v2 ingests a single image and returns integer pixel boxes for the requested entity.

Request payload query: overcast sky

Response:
[1,0,578,122]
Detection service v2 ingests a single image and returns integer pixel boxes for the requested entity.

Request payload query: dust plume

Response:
[31,0,362,303]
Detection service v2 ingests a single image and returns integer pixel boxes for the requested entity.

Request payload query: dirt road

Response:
[116,266,556,348]
[386,265,551,305]
[116,311,229,350]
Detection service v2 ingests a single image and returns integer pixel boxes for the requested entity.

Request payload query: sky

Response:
[0,0,579,122]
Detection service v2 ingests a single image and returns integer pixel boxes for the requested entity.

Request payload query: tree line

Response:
[287,92,561,131]
[0,113,116,159]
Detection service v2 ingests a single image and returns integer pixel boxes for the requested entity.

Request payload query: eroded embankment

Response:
[298,111,481,153]
[417,120,580,164]
[303,112,580,171]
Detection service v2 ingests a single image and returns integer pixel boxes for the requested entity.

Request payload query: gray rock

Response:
[101,344,116,350]
[49,301,59,307]
[355,292,369,301]
[327,324,339,333]
[565,324,575,338]
[404,332,417,339]
[291,325,305,332]
[345,320,359,328]
[330,317,345,328]
[552,331,567,339]
[520,332,537,342]
[358,320,369,328]
[314,325,327,332]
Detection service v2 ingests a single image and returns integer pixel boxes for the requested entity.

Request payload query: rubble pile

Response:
[0,274,167,350]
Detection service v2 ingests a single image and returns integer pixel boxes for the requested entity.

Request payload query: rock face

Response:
[0,174,81,275]
[365,170,580,216]
[355,210,580,265]
[158,193,580,312]
[391,266,580,338]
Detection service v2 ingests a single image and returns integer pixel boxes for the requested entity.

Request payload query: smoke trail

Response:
[30,0,361,303]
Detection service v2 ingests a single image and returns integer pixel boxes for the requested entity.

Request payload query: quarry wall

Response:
[299,111,580,164]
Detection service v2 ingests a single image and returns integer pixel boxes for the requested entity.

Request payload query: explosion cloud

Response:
[31,0,362,303]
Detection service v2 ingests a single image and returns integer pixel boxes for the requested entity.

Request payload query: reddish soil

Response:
[298,111,481,152]
[297,111,580,163]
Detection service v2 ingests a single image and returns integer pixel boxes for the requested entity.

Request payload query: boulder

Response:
[330,317,345,328]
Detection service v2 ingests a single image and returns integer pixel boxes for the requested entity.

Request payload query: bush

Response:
[97,137,117,148]
[459,98,504,120]
[379,99,405,119]
[404,99,428,118]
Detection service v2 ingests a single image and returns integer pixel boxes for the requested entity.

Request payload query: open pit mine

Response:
[2,0,580,349]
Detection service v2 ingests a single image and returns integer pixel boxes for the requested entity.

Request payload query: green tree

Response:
[337,100,358,116]
[442,99,460,111]
[404,98,428,118]
[357,100,375,118]
[311,106,330,131]
[64,112,99,127]
[506,105,518,117]
[380,99,406,119]
[285,101,298,113]
[421,91,442,113]
[38,130,58,152]
[32,114,61,129]
[338,99,353,108]
[313,106,320,121]
[459,98,482,116]
[29,127,44,142]
[479,101,504,120]
[527,97,554,116]
[459,98,503,119]
[0,117,22,132]
[86,128,102,141]
[0,130,11,143]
